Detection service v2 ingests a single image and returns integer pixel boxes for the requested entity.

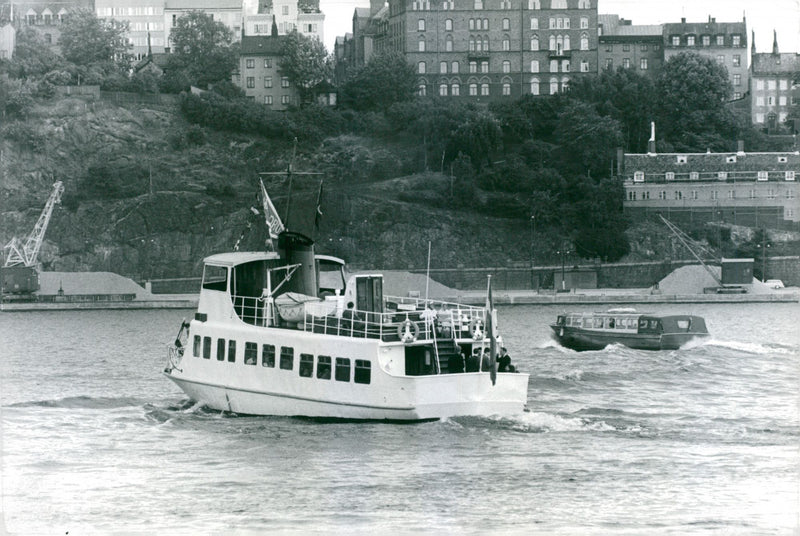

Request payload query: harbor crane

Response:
[1,181,64,294]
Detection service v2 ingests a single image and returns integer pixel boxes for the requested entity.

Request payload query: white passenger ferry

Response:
[164,231,529,420]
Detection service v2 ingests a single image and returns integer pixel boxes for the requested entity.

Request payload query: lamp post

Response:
[529,215,535,290]
[761,229,770,282]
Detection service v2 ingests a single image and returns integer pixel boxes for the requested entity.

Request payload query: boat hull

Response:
[550,325,709,351]
[165,371,529,421]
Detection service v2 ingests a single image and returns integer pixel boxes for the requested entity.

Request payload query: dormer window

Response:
[778,156,788,163]
[786,171,795,181]
[633,171,644,182]
[717,172,727,180]
[690,171,699,180]
[757,171,769,181]
[676,155,687,164]
[726,155,736,163]
[665,172,675,181]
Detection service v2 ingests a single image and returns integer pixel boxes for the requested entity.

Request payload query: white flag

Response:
[260,179,285,239]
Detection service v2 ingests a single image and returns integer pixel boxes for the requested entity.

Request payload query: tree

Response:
[278,31,331,106]
[3,27,64,78]
[167,11,237,89]
[339,52,416,111]
[554,101,623,178]
[447,111,503,171]
[59,8,132,69]
[656,52,736,151]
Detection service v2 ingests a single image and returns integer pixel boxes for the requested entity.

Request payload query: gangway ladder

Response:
[659,215,723,287]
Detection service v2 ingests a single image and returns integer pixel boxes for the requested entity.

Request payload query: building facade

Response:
[232,35,299,109]
[750,31,800,131]
[597,15,662,75]
[0,23,14,59]
[621,139,800,231]
[2,0,91,53]
[163,0,243,54]
[663,16,748,100]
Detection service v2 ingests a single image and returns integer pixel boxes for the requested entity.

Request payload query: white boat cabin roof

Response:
[203,251,346,267]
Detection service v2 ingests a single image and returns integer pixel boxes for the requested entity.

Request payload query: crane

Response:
[3,181,64,268]
[2,181,64,295]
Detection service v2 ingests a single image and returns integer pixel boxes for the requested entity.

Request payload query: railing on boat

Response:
[230,294,488,342]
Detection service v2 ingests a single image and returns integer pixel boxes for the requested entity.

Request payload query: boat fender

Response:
[398,320,419,343]
[470,319,484,340]
[559,327,564,337]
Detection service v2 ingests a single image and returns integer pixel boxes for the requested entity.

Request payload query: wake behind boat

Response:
[551,308,709,351]
[163,184,528,421]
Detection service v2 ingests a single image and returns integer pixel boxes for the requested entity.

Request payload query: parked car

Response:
[765,279,785,289]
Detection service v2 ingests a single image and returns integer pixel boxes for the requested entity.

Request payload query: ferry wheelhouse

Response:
[164,232,529,420]
[551,309,709,351]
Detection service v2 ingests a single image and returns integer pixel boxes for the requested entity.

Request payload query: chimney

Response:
[616,147,624,176]
[773,29,779,55]
[737,140,745,155]
[648,122,656,155]
[681,17,686,23]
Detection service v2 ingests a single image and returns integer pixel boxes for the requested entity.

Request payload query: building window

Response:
[502,18,510,30]
[659,190,666,200]
[246,77,255,88]
[246,59,255,68]
[418,82,427,96]
[281,77,289,88]
[446,35,453,51]
[756,97,764,106]
[716,55,724,64]
[550,59,558,72]
[439,82,448,96]
[529,0,540,7]
[687,35,695,46]
[633,171,644,182]
[665,172,675,180]
[502,36,510,50]
[732,35,740,46]
[502,82,511,95]
[702,35,710,46]
[530,17,538,29]
[623,58,630,69]
[530,77,539,95]
[419,61,426,74]
[732,55,740,67]
[445,18,452,30]
[717,171,727,180]
[605,58,613,70]
[418,36,425,51]
[451,82,459,95]
[780,79,789,90]
[581,60,589,72]
[317,356,331,379]
[640,44,648,51]
[768,80,777,90]
[734,92,742,99]
[786,171,795,181]
[728,190,735,199]
[469,61,477,73]
[264,59,272,68]
[622,43,630,52]
[481,61,488,73]
[469,83,478,96]
[758,171,769,181]
[474,0,483,8]
[418,19,425,31]
[672,36,680,46]
[530,60,539,72]
[502,60,510,73]
[440,61,447,73]
[692,190,698,199]
[280,346,294,369]
[262,344,275,367]
[711,191,718,200]
[580,17,588,29]
[193,335,201,357]
[335,357,351,382]
[676,155,687,164]
[733,74,741,86]
[690,171,699,180]
[640,58,648,70]
[481,82,489,95]
[580,33,588,50]
[530,35,539,50]
[628,191,636,201]
[780,96,787,106]
[549,77,558,95]
[264,77,272,88]
[675,191,682,200]
[452,61,459,73]
[716,35,724,45]
[562,60,569,72]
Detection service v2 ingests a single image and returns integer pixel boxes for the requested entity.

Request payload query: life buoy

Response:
[470,319,484,340]
[398,320,419,342]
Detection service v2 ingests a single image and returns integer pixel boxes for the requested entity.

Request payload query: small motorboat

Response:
[550,308,709,351]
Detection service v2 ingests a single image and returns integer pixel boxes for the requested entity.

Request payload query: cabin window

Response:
[227,340,236,362]
[317,356,332,379]
[639,319,647,329]
[217,338,226,361]
[593,318,603,328]
[203,336,212,359]
[262,344,275,367]
[676,320,689,329]
[355,360,371,384]
[299,354,314,377]
[193,335,201,357]
[280,346,294,370]
[616,318,625,329]
[244,342,258,365]
[606,317,615,328]
[627,318,637,329]
[649,320,659,329]
[202,265,228,292]
[335,358,351,382]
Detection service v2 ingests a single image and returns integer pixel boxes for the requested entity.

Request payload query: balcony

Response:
[467,50,490,61]
[548,49,572,59]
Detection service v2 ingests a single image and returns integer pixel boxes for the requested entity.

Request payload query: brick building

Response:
[621,130,800,231]
[597,15,662,75]
[233,34,299,109]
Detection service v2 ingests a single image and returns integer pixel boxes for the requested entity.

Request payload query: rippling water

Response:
[1,303,798,535]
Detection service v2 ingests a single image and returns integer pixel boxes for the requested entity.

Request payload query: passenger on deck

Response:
[465,348,480,372]
[497,347,516,373]
[481,348,493,371]
[342,302,363,334]
[448,351,465,374]
[421,305,438,336]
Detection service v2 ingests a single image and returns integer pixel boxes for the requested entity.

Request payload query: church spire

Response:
[271,14,278,36]
[772,29,779,55]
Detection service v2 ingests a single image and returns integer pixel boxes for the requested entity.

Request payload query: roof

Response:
[204,251,280,266]
[623,151,800,174]
[752,52,800,75]
[164,0,242,9]
[240,35,286,55]
[663,20,746,37]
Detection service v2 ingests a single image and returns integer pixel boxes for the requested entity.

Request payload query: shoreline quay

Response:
[2,289,797,311]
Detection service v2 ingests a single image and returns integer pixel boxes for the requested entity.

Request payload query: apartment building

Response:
[242,0,323,44]
[2,0,92,52]
[750,31,800,131]
[163,0,243,54]
[621,135,800,231]
[663,16,748,100]
[233,34,299,109]
[597,15,662,75]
